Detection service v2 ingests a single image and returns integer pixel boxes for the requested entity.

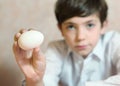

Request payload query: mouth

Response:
[75,45,88,50]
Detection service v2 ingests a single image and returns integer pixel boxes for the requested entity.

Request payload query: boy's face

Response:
[59,14,107,58]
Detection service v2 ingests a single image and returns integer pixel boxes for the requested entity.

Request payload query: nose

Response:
[76,29,86,41]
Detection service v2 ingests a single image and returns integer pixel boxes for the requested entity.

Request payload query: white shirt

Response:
[22,31,120,86]
[43,31,120,86]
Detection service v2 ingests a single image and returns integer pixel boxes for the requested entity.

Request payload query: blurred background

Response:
[0,0,120,86]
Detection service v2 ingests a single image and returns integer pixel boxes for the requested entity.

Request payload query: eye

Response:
[67,25,76,30]
[86,23,95,29]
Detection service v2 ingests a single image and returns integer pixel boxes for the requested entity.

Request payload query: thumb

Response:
[32,47,46,73]
[32,47,45,61]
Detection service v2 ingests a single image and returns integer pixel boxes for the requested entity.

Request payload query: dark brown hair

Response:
[55,0,108,25]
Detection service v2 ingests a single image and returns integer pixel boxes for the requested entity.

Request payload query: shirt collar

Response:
[66,47,84,61]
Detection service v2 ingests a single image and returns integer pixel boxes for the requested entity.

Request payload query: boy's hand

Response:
[13,29,46,86]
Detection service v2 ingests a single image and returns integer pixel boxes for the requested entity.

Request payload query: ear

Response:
[101,20,108,35]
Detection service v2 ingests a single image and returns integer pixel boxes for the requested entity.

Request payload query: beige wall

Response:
[0,0,120,86]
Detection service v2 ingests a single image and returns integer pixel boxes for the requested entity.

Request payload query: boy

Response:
[13,0,120,86]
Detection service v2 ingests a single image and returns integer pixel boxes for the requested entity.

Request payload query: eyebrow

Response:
[85,20,97,23]
[63,20,97,26]
[63,22,76,25]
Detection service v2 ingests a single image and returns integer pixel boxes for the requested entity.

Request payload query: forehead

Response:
[62,14,100,25]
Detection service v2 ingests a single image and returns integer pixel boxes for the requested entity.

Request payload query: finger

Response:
[13,41,20,58]
[14,28,26,41]
[13,41,25,59]
[13,41,31,64]
[19,28,27,34]
[14,32,21,41]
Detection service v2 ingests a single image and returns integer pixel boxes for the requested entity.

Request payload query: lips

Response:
[75,45,87,50]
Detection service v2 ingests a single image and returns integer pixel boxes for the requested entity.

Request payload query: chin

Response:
[76,51,89,58]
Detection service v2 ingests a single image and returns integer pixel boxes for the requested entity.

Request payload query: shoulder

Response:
[102,31,120,46]
[102,31,120,63]
[109,31,120,66]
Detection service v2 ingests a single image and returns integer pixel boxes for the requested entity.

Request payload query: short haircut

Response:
[55,0,108,25]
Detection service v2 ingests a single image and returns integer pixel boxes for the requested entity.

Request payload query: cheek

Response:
[64,34,76,47]
[89,32,101,46]
[64,34,74,43]
[62,31,75,40]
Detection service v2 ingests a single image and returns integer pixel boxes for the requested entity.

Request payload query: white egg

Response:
[18,30,44,50]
